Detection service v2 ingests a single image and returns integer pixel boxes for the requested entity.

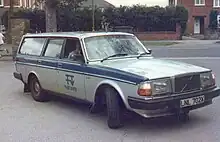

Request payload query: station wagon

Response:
[13,32,220,129]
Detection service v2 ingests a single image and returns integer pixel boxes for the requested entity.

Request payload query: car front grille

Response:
[174,74,201,93]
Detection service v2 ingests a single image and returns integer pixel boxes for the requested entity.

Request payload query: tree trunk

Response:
[7,0,14,44]
[45,4,57,32]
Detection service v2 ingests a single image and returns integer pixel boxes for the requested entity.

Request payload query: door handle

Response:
[58,62,62,67]
[19,57,26,62]
[37,60,42,64]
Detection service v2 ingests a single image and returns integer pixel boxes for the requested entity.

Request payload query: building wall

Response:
[3,0,21,6]
[178,0,220,34]
[134,24,181,40]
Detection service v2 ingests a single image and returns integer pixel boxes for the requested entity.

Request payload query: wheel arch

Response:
[94,80,128,108]
[27,71,40,86]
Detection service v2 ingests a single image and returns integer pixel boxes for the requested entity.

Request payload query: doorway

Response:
[194,16,205,34]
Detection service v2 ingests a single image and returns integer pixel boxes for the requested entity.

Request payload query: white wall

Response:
[106,0,168,7]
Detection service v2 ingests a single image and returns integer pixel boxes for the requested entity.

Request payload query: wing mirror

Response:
[147,48,152,54]
[69,54,85,64]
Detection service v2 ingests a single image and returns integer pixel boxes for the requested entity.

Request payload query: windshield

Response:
[84,35,148,61]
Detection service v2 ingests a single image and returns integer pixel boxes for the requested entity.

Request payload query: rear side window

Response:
[19,37,46,56]
[44,38,65,58]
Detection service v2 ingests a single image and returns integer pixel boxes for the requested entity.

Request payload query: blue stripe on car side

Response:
[16,55,147,84]
[41,60,57,67]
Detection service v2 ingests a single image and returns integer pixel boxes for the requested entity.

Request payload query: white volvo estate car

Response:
[13,32,220,129]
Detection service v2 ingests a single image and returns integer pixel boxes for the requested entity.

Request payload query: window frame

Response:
[4,0,22,7]
[81,34,148,62]
[18,37,47,57]
[42,37,66,59]
[194,0,205,6]
[213,0,220,7]
[169,0,175,6]
[59,37,87,64]
[0,0,4,7]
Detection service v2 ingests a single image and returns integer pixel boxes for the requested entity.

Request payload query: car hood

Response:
[97,57,210,79]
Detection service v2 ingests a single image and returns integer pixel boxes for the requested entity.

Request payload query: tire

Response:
[29,75,49,102]
[105,87,124,129]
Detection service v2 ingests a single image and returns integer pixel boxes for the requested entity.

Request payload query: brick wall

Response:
[178,0,220,34]
[134,24,181,40]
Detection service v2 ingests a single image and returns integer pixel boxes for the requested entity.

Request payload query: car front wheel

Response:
[105,87,124,129]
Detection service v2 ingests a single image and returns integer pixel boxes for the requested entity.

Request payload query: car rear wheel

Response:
[29,76,49,102]
[105,87,124,129]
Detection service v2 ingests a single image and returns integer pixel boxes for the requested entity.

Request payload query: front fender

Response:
[27,71,40,83]
[95,79,129,108]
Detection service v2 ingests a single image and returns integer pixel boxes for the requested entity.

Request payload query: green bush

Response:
[174,5,188,35]
[2,8,46,32]
[209,10,218,29]
[2,5,188,33]
[103,5,177,32]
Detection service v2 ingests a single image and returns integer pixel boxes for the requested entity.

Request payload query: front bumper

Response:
[128,87,220,118]
[13,72,23,82]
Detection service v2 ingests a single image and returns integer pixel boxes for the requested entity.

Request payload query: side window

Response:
[19,37,46,56]
[62,38,84,62]
[44,38,65,58]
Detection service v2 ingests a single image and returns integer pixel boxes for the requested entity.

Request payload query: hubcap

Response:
[33,81,40,95]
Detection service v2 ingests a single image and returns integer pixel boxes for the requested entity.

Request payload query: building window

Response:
[169,0,175,6]
[13,0,21,6]
[214,0,220,7]
[27,0,30,7]
[0,0,3,6]
[27,0,33,7]
[195,0,205,5]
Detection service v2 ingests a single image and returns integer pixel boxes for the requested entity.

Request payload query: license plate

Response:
[180,95,205,108]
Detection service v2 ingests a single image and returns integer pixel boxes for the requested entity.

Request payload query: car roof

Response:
[23,31,134,39]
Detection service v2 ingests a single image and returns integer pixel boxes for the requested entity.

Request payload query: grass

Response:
[142,41,180,46]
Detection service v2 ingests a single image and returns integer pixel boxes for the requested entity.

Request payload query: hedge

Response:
[1,5,188,33]
[209,10,218,29]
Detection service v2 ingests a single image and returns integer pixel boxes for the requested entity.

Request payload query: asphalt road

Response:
[150,41,220,58]
[1,42,220,142]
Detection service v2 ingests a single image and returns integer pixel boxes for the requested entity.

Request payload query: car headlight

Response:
[137,78,172,96]
[200,72,216,89]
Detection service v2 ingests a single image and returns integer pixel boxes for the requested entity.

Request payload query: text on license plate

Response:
[180,95,205,108]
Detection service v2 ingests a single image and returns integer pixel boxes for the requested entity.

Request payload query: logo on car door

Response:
[64,74,77,92]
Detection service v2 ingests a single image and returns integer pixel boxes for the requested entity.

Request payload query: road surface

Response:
[0,42,220,142]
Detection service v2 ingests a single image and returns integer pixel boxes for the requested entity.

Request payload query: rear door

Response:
[38,37,65,92]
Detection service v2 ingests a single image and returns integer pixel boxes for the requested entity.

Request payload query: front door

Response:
[57,38,86,100]
[194,18,200,34]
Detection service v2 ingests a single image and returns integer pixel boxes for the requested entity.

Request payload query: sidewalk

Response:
[0,56,13,61]
[142,40,220,48]
[0,44,16,61]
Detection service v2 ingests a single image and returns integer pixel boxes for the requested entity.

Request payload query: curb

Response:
[0,56,14,61]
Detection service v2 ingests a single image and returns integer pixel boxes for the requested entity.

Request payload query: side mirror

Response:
[147,48,152,54]
[70,54,85,63]
[77,55,85,63]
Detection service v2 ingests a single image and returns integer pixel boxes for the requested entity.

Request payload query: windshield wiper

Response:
[137,52,151,59]
[101,53,128,62]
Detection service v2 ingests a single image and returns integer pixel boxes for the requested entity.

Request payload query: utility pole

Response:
[92,0,95,31]
[7,0,13,44]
